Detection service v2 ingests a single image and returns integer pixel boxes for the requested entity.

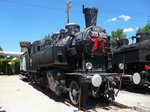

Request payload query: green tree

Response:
[0,46,3,51]
[44,34,51,40]
[111,29,126,41]
[137,23,150,34]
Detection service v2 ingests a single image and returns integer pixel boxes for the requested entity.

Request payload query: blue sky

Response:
[0,0,149,52]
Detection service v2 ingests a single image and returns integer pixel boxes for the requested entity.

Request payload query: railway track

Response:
[110,100,150,112]
[64,98,150,112]
[63,98,132,112]
[110,101,131,109]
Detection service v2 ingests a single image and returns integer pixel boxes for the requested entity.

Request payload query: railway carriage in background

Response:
[20,6,122,106]
[112,32,150,87]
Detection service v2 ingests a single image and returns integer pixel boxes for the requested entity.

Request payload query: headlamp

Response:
[119,63,124,70]
[86,62,93,70]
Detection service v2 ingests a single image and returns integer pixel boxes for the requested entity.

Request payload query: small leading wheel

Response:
[69,81,88,106]
[69,81,80,105]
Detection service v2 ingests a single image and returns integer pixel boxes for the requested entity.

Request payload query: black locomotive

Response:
[20,7,122,105]
[112,32,150,87]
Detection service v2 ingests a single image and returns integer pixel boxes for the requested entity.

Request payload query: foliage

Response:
[44,34,51,40]
[137,23,150,34]
[0,58,20,75]
[0,46,3,51]
[111,29,126,41]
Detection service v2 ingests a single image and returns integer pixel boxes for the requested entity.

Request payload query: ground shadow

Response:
[0,107,6,112]
[20,77,114,111]
[83,97,111,111]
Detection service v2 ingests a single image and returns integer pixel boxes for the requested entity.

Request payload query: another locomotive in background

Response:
[112,32,150,87]
[20,6,122,105]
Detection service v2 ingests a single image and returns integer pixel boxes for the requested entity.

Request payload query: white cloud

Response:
[111,17,117,21]
[107,15,131,22]
[107,17,117,22]
[123,27,139,33]
[123,27,134,33]
[119,15,131,21]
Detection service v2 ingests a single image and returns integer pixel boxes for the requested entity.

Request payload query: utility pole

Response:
[66,0,71,23]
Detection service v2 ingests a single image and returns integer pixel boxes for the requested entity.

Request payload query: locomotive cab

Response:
[136,32,150,43]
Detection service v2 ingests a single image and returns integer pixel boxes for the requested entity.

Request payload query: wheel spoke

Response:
[69,81,80,105]
[76,90,80,94]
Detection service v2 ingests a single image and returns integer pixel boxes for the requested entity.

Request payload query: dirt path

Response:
[0,75,150,112]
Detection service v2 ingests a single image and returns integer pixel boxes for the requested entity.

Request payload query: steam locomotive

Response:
[20,7,122,105]
[112,32,150,87]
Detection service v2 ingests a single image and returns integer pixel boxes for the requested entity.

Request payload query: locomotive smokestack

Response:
[83,5,98,28]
